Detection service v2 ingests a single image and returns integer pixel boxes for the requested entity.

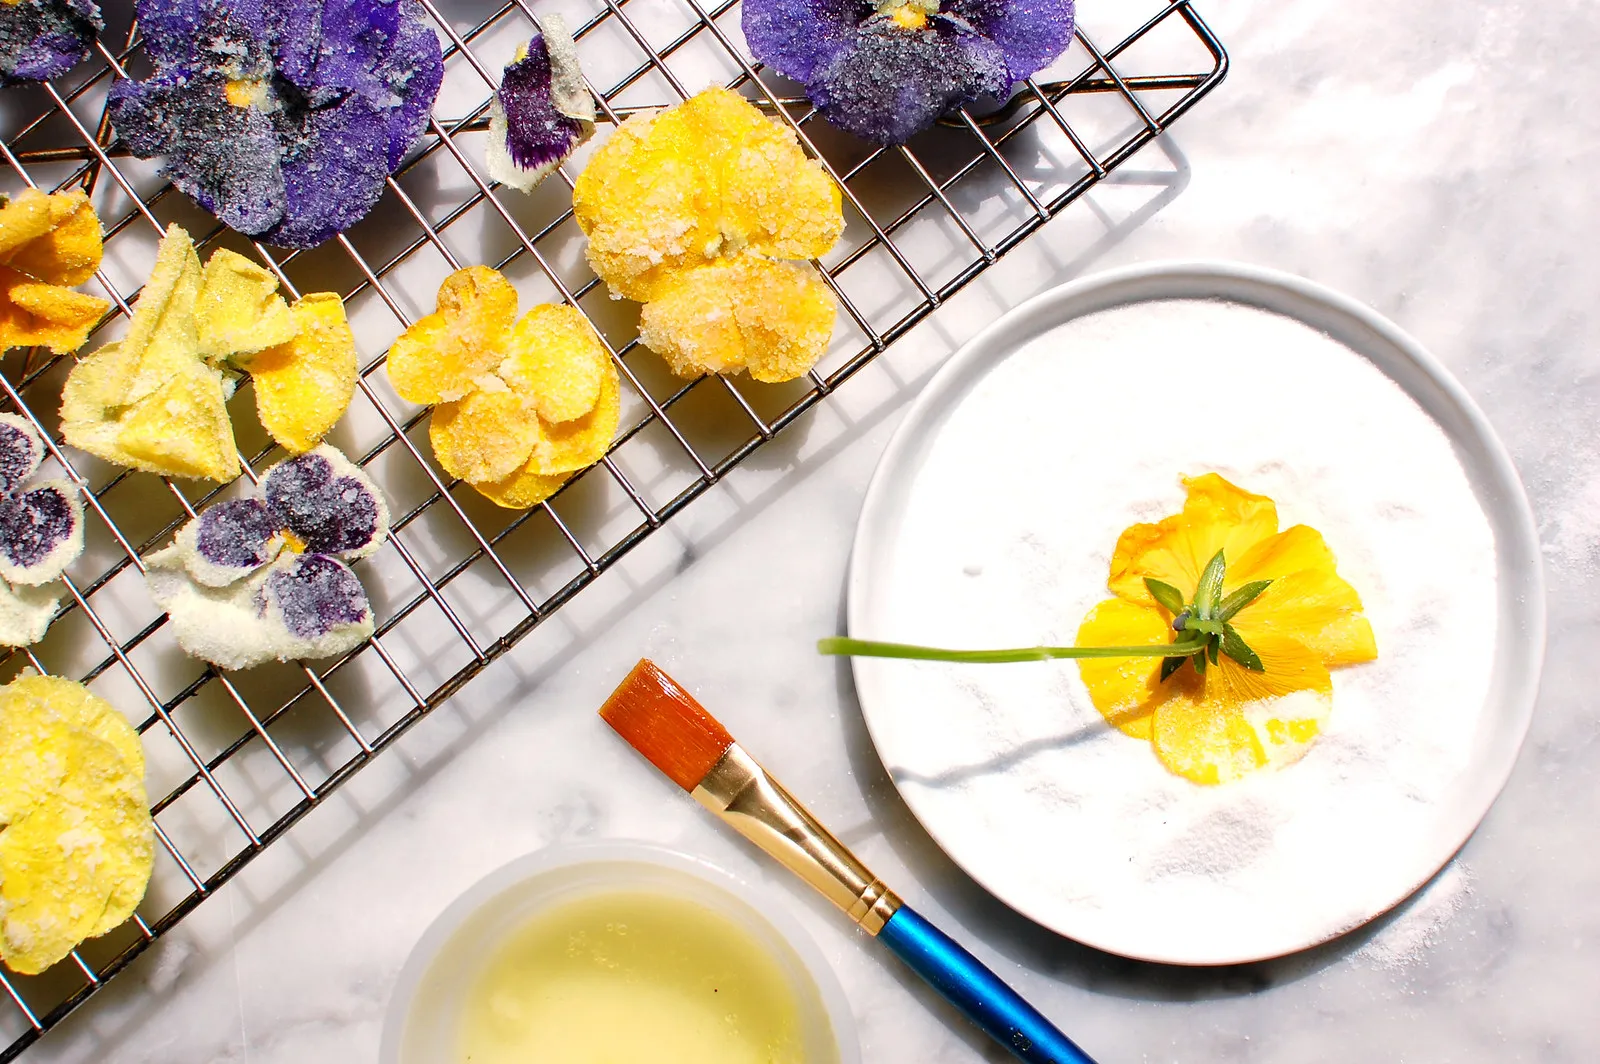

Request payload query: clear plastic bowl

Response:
[380,840,859,1064]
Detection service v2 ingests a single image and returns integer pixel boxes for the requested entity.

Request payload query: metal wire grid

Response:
[0,0,1224,1055]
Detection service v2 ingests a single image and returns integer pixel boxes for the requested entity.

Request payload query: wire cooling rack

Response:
[0,0,1224,1056]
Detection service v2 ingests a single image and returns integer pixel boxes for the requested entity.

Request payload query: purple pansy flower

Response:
[146,445,391,670]
[0,414,85,647]
[0,0,102,86]
[742,0,1075,144]
[485,14,595,193]
[107,0,444,249]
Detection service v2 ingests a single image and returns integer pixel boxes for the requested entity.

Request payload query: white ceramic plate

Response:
[847,262,1544,965]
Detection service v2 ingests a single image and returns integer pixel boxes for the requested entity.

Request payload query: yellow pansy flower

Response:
[60,224,357,482]
[1075,474,1377,784]
[572,86,843,383]
[385,266,619,509]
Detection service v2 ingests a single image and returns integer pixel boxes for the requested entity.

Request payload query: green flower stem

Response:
[816,635,1209,664]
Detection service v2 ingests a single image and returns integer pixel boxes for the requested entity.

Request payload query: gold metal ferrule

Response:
[692,744,902,935]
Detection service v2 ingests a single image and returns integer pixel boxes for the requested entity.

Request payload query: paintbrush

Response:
[599,659,1099,1064]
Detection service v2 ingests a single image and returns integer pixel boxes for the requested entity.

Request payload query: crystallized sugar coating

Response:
[0,188,110,356]
[573,87,842,303]
[573,87,843,382]
[0,414,84,591]
[60,225,357,478]
[148,446,390,669]
[638,255,836,384]
[486,15,595,193]
[387,270,620,507]
[386,267,519,406]
[247,294,359,454]
[107,0,444,248]
[0,674,152,976]
[742,0,1076,145]
[865,299,1500,961]
[0,0,102,86]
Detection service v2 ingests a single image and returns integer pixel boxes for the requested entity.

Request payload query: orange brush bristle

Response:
[599,660,734,791]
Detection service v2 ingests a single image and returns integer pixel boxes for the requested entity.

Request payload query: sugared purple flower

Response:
[146,445,390,670]
[0,0,102,86]
[485,14,595,193]
[0,414,85,647]
[742,0,1075,144]
[107,0,444,249]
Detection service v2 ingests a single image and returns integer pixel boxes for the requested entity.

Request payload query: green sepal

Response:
[1218,580,1273,622]
[1159,655,1186,682]
[1207,636,1220,666]
[1193,549,1227,619]
[1220,626,1265,671]
[1144,578,1187,615]
[1192,648,1208,675]
[1182,618,1223,636]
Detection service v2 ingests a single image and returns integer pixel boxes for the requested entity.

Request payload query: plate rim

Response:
[845,259,1547,966]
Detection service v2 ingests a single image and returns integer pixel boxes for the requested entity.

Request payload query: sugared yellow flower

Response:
[386,266,619,509]
[0,188,111,355]
[60,225,357,482]
[573,86,843,383]
[1076,474,1377,785]
[0,674,153,975]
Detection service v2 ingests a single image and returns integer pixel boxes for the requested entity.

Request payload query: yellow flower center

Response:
[888,5,927,28]
[224,78,268,108]
[877,0,936,29]
[280,529,307,554]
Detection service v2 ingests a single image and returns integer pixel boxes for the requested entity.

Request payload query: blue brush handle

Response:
[878,905,1098,1064]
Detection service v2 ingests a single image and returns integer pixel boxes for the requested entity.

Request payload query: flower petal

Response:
[0,675,152,976]
[176,497,282,587]
[942,0,1075,82]
[1229,524,1378,667]
[108,67,290,239]
[741,0,862,85]
[194,249,297,362]
[0,0,103,86]
[1106,473,1281,605]
[0,187,104,288]
[527,363,620,475]
[248,293,358,453]
[637,256,835,383]
[472,466,569,510]
[499,303,607,424]
[385,266,519,405]
[1073,596,1175,739]
[0,414,46,496]
[1150,634,1332,785]
[0,189,109,355]
[807,17,1010,144]
[261,446,389,559]
[0,579,61,648]
[429,387,543,484]
[0,482,84,586]
[260,552,372,643]
[486,17,594,193]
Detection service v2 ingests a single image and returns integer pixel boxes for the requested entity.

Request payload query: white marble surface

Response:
[30,0,1600,1060]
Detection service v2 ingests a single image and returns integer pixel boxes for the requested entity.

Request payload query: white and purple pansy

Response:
[146,445,390,671]
[0,414,85,647]
[485,14,595,193]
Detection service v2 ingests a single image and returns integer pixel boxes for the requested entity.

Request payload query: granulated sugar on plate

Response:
[863,298,1500,963]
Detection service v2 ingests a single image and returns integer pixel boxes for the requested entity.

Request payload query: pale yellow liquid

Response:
[458,890,808,1064]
